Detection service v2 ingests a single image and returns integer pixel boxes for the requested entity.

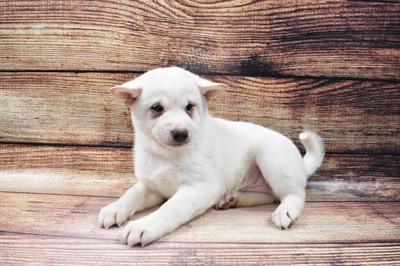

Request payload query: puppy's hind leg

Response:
[271,192,306,229]
[236,192,275,207]
[215,191,275,210]
[254,138,308,229]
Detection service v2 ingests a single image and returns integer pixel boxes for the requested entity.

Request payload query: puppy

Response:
[98,67,324,247]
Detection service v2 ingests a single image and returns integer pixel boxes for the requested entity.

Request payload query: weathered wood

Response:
[1,232,399,265]
[0,144,135,197]
[1,1,399,79]
[1,73,399,154]
[1,192,399,244]
[315,153,400,183]
[1,145,399,200]
[0,72,136,147]
[1,1,398,264]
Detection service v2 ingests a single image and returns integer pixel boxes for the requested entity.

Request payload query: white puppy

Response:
[98,67,324,247]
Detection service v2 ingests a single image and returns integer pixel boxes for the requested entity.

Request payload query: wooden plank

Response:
[314,153,400,184]
[1,73,399,154]
[1,1,399,80]
[1,192,399,245]
[1,233,399,265]
[1,145,399,200]
[215,77,400,155]
[306,181,400,202]
[0,73,136,147]
[0,144,135,197]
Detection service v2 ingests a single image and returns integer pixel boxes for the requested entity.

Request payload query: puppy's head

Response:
[110,67,227,151]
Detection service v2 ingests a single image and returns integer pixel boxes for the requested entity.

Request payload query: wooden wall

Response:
[1,1,399,196]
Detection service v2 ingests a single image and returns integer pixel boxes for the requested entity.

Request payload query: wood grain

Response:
[1,1,399,79]
[0,144,135,197]
[0,73,136,147]
[1,232,399,265]
[1,145,399,200]
[1,1,399,264]
[1,192,399,244]
[1,73,399,154]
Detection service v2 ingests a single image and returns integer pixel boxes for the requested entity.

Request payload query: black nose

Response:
[171,130,189,143]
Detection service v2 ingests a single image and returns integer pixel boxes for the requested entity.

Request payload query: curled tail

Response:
[299,131,325,178]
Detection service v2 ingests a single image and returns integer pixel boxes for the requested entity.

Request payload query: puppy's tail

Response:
[299,131,325,178]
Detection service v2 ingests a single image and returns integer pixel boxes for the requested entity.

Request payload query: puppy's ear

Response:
[109,84,142,106]
[197,77,228,101]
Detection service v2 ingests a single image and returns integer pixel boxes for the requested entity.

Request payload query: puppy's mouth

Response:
[168,141,188,147]
[159,140,189,151]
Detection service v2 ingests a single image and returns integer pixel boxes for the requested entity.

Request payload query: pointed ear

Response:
[197,77,228,101]
[109,84,142,106]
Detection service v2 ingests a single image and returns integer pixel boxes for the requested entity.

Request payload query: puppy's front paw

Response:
[271,204,300,229]
[98,201,133,229]
[121,218,162,247]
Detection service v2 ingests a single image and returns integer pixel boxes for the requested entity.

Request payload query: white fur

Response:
[98,67,325,247]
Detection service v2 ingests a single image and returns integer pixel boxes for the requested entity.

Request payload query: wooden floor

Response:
[1,145,399,265]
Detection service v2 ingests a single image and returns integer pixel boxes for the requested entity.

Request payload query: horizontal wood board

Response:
[0,144,399,201]
[1,73,399,154]
[1,0,399,80]
[1,232,399,265]
[1,192,399,265]
[1,192,399,244]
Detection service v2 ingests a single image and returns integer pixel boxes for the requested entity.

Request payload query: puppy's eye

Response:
[186,103,195,112]
[151,104,164,113]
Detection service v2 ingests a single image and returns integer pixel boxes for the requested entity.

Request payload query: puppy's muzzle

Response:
[171,130,189,144]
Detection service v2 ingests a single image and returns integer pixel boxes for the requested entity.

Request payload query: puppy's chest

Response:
[136,163,185,199]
